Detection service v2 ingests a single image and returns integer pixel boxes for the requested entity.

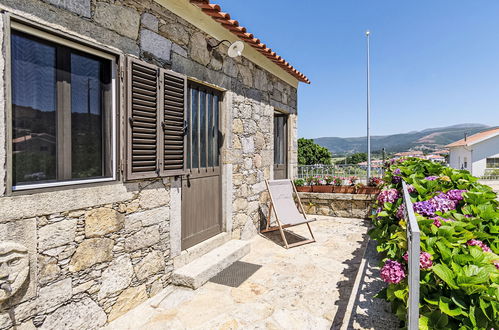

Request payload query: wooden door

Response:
[181,82,222,249]
[273,114,288,179]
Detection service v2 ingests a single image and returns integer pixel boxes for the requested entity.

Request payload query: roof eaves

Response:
[189,0,310,84]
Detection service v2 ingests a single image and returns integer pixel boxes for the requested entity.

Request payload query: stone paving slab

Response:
[105,216,397,330]
[338,239,400,329]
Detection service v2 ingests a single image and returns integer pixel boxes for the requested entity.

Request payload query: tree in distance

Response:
[298,138,332,165]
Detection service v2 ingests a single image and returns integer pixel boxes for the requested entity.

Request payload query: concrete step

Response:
[173,232,231,269]
[172,240,251,289]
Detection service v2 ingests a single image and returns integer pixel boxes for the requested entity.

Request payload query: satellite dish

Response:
[227,41,244,58]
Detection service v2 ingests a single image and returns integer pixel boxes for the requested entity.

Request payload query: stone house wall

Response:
[299,193,377,219]
[0,0,299,328]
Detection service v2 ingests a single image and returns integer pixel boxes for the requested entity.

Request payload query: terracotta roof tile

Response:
[190,0,310,84]
[446,127,499,147]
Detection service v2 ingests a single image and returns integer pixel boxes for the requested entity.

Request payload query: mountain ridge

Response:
[314,123,492,155]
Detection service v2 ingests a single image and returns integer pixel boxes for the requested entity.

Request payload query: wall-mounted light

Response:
[207,39,244,58]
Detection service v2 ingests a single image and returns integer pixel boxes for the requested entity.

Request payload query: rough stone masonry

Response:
[0,0,299,328]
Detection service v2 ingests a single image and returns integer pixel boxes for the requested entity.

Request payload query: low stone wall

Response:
[298,192,377,219]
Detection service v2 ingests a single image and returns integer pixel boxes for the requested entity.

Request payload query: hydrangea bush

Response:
[370,158,499,329]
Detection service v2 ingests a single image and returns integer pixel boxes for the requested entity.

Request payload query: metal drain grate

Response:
[209,261,262,287]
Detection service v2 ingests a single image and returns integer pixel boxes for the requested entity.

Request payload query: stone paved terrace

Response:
[104,216,398,329]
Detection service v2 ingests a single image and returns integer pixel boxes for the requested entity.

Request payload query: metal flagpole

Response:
[366,30,371,183]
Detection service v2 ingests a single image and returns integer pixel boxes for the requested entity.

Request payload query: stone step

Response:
[173,232,231,269]
[171,240,251,289]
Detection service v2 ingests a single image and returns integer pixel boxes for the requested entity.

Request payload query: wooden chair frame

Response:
[262,180,316,249]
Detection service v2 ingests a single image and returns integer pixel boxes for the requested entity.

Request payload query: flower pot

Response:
[312,185,332,193]
[296,186,312,192]
[356,187,372,194]
[342,186,356,194]
[331,186,342,193]
[366,187,381,194]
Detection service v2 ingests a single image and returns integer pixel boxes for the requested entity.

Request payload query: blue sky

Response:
[215,0,499,138]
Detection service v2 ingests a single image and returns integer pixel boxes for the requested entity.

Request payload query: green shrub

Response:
[293,178,305,187]
[370,158,499,329]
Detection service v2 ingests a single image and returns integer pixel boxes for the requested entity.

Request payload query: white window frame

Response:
[10,22,117,191]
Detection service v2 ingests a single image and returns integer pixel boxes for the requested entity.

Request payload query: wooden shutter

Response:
[160,70,187,176]
[126,58,160,180]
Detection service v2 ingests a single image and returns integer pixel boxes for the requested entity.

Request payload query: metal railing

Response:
[402,181,420,330]
[297,164,383,181]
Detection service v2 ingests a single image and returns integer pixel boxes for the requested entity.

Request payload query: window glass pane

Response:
[200,90,207,168]
[186,89,191,169]
[207,93,214,167]
[71,52,108,179]
[275,116,282,164]
[487,158,499,168]
[214,94,219,167]
[191,88,199,169]
[12,32,57,186]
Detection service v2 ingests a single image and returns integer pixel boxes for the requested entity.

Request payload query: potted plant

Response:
[312,176,332,193]
[363,176,383,194]
[294,178,312,192]
[355,182,370,194]
[331,176,342,193]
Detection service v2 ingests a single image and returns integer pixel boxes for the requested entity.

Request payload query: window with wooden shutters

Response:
[125,57,186,180]
[161,71,187,176]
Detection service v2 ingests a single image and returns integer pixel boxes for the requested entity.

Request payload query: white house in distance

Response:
[446,127,499,177]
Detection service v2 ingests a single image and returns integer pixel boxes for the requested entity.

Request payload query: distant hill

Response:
[314,124,491,155]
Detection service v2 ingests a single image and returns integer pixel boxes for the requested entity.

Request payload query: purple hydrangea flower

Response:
[413,200,437,217]
[392,176,402,184]
[494,261,499,270]
[393,168,401,175]
[380,260,406,284]
[425,176,439,181]
[446,189,466,201]
[467,239,492,253]
[396,204,406,220]
[407,184,416,194]
[377,189,400,204]
[402,252,433,270]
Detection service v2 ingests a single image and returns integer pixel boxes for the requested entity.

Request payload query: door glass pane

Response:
[199,90,207,168]
[186,89,192,169]
[71,51,107,179]
[214,94,219,167]
[274,116,286,165]
[12,32,57,186]
[191,88,199,169]
[207,93,213,167]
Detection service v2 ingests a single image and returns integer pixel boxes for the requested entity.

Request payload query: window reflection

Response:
[71,52,108,179]
[12,32,57,185]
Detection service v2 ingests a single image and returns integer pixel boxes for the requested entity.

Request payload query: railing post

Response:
[402,181,420,330]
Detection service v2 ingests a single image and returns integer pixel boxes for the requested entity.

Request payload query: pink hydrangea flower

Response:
[402,252,433,270]
[380,260,406,284]
[431,216,453,228]
[419,252,433,269]
[377,189,400,204]
[494,261,499,270]
[467,239,492,253]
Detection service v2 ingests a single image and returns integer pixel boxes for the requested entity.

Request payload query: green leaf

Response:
[419,315,430,330]
[439,297,464,317]
[435,241,452,262]
[433,263,459,289]
[479,298,491,320]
